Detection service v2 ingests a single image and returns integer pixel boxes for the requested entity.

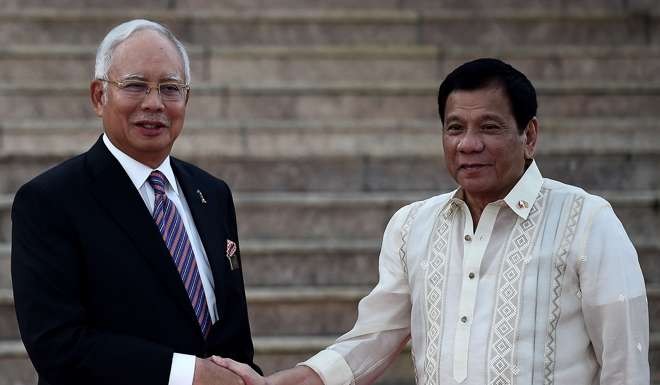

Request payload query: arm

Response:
[11,182,240,385]
[300,205,414,385]
[579,204,649,384]
[214,205,417,385]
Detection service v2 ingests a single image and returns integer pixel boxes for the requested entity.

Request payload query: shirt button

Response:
[468,272,475,279]
[460,316,468,323]
[464,234,472,242]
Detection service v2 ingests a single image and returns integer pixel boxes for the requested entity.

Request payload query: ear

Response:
[522,117,539,160]
[90,80,106,117]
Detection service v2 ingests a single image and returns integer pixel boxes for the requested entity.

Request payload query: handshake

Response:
[194,356,322,385]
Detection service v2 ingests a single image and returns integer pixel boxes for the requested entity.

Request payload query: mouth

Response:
[459,163,490,170]
[134,120,168,130]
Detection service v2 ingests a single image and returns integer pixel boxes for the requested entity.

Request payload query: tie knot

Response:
[148,171,167,196]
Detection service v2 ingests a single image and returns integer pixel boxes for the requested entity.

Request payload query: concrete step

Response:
[0,238,380,290]
[3,280,659,336]
[1,299,659,382]
[0,341,38,385]
[0,238,382,289]
[5,44,660,84]
[2,81,660,121]
[4,241,660,289]
[0,286,369,339]
[0,9,655,46]
[0,151,658,196]
[0,337,415,385]
[2,0,654,12]
[1,190,659,244]
[2,117,659,158]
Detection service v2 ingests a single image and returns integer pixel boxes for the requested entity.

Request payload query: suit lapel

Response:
[83,137,203,334]
[171,159,228,321]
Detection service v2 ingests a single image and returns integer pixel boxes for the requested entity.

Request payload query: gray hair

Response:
[94,19,191,85]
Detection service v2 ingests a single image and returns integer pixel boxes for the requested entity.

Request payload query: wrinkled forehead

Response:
[444,85,514,121]
[109,29,184,80]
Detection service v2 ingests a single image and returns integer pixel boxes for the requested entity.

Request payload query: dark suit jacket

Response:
[11,136,259,385]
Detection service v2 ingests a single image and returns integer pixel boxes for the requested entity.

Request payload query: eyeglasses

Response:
[100,78,189,102]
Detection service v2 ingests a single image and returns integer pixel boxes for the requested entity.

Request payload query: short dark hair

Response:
[437,58,537,133]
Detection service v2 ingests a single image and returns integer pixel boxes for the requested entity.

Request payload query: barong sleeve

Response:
[579,203,649,385]
[300,205,414,385]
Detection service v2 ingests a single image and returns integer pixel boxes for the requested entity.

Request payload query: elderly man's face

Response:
[91,29,187,168]
[442,86,537,204]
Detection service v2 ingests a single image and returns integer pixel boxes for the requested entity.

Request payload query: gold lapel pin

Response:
[196,189,207,204]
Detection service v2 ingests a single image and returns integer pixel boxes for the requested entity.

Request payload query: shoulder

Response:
[15,154,86,201]
[541,178,611,213]
[12,154,87,222]
[388,191,455,228]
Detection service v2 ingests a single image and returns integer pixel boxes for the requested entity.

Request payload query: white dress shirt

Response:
[302,161,649,385]
[103,134,217,385]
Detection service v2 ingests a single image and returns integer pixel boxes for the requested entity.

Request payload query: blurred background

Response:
[0,0,659,383]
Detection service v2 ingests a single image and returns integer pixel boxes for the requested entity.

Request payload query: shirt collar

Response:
[503,160,543,220]
[102,133,179,196]
[445,160,543,220]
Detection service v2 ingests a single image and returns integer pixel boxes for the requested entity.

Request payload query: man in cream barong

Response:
[213,58,650,385]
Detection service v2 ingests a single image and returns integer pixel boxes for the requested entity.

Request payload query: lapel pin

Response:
[517,200,529,209]
[196,189,207,204]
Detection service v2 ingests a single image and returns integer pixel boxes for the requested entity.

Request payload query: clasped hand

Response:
[202,356,265,385]
[193,356,264,385]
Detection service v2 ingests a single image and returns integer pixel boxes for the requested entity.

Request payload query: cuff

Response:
[298,349,354,385]
[168,353,196,385]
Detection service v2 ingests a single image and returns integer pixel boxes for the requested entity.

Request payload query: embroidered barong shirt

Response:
[302,161,649,385]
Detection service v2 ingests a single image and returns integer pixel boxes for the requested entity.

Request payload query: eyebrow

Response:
[119,73,184,82]
[444,113,509,126]
[479,114,508,125]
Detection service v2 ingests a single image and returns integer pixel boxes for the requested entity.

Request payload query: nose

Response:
[140,86,165,111]
[457,129,484,153]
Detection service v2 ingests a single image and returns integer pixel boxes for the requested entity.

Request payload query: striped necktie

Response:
[148,170,212,337]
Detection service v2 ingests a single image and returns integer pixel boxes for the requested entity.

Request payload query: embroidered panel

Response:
[423,203,456,385]
[398,201,424,384]
[487,189,548,385]
[543,195,585,385]
[399,201,424,278]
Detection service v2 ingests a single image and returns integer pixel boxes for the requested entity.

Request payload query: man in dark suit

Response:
[11,19,257,385]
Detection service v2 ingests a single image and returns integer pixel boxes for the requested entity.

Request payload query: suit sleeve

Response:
[222,183,262,375]
[11,182,175,385]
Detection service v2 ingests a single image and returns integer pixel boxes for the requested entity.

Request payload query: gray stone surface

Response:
[6,45,660,84]
[0,152,659,195]
[420,11,651,46]
[0,286,366,338]
[2,0,654,12]
[4,115,654,157]
[0,9,656,46]
[4,242,660,290]
[0,356,38,385]
[1,0,658,379]
[3,83,660,120]
[0,338,415,385]
[248,295,360,336]
[1,191,658,244]
[254,348,415,384]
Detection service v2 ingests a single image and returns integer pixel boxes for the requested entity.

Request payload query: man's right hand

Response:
[211,356,324,385]
[194,357,246,385]
[210,357,267,385]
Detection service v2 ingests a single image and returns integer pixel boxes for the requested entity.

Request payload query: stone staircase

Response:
[0,1,659,384]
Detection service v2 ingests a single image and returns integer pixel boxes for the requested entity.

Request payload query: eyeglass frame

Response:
[98,78,190,102]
